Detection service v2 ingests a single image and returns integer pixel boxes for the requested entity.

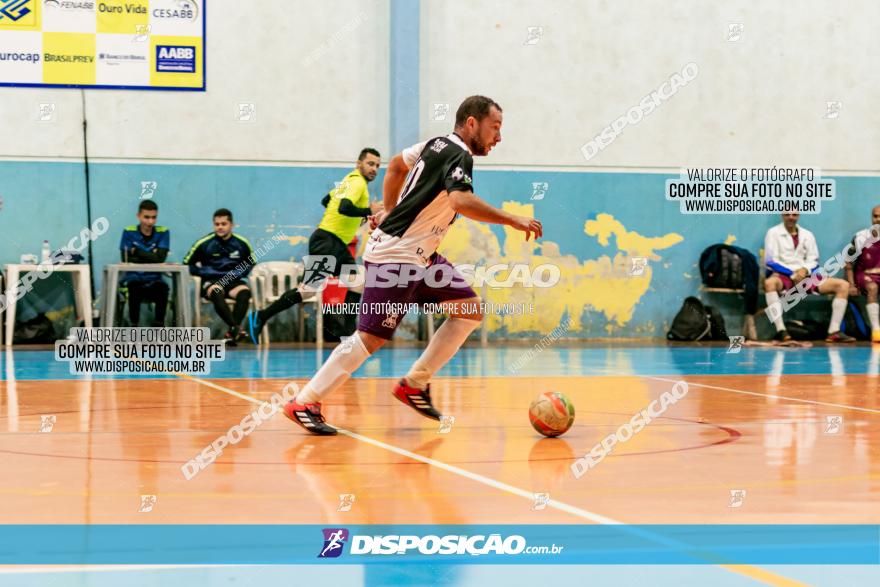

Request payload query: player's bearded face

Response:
[470,109,503,156]
[358,154,381,182]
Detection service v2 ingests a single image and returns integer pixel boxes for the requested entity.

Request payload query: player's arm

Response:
[129,247,169,263]
[336,179,373,217]
[764,232,793,276]
[382,140,428,214]
[845,237,859,294]
[338,199,371,217]
[183,237,208,276]
[448,190,543,241]
[382,154,409,213]
[237,236,257,277]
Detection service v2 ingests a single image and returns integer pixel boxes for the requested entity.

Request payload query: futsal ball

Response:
[529,391,575,437]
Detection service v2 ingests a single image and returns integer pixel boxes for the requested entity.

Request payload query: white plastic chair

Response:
[297,260,325,349]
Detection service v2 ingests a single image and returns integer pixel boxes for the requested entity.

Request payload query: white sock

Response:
[765,291,786,331]
[868,303,880,332]
[297,333,371,403]
[828,297,847,334]
[405,317,481,390]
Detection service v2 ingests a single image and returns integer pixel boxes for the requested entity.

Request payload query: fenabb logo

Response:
[45,0,95,10]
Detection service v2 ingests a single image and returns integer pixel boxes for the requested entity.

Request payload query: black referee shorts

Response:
[308,228,355,277]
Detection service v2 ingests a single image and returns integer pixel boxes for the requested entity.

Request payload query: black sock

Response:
[233,289,252,325]
[153,285,169,324]
[259,289,302,322]
[208,289,236,327]
[128,291,141,325]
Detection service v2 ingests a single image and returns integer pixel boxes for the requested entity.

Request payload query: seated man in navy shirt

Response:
[183,208,255,344]
[119,200,170,326]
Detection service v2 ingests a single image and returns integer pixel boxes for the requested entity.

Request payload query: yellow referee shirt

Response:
[318,169,370,244]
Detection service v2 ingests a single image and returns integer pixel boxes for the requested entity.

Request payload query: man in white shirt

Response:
[764,213,854,342]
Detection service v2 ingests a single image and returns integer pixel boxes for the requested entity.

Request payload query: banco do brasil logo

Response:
[0,0,33,22]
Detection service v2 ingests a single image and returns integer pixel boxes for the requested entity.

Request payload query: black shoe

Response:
[392,379,442,421]
[224,327,239,347]
[246,310,265,344]
[773,329,792,342]
[283,400,338,435]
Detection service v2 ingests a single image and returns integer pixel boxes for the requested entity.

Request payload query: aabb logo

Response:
[318,528,348,558]
[156,44,195,73]
[158,46,193,60]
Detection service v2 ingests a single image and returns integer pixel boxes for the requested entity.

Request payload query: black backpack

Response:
[700,245,744,289]
[840,301,870,341]
[13,313,57,344]
[667,297,728,341]
[784,319,826,341]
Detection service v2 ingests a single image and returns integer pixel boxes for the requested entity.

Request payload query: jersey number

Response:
[398,159,426,203]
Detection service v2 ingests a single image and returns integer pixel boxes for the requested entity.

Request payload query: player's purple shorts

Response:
[777,271,824,294]
[357,253,477,340]
[855,271,880,292]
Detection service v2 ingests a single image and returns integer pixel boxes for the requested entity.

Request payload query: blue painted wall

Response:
[2,160,878,338]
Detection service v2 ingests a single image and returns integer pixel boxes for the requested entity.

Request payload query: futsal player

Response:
[243,148,383,343]
[283,96,543,434]
[119,200,170,326]
[845,205,880,342]
[764,212,855,342]
[183,208,255,345]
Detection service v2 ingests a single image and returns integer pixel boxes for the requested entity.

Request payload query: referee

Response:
[245,147,383,342]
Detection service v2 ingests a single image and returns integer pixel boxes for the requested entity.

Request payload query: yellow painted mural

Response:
[439,205,683,335]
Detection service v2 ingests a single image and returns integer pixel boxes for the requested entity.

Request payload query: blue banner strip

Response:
[0,525,877,565]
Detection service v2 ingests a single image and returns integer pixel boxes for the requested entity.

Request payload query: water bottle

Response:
[41,240,51,264]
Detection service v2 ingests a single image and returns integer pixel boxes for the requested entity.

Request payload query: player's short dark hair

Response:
[213,208,233,222]
[455,95,502,127]
[138,200,158,213]
[358,147,380,161]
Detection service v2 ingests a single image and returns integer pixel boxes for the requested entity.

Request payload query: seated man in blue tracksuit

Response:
[183,208,255,344]
[120,199,170,326]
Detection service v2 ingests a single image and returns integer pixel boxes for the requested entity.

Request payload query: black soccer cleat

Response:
[392,378,442,421]
[825,331,856,344]
[283,400,338,435]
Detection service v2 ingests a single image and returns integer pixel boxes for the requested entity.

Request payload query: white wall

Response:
[421,0,880,171]
[0,0,390,164]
